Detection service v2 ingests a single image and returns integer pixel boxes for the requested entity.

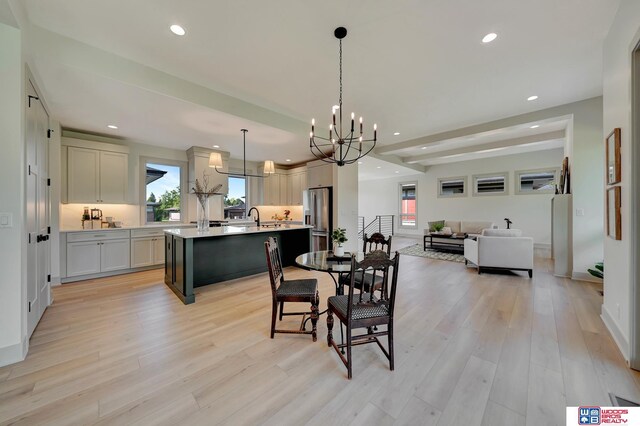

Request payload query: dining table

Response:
[295,250,366,351]
[295,250,365,295]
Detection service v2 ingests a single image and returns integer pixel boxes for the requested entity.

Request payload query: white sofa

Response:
[463,229,534,277]
[424,220,495,250]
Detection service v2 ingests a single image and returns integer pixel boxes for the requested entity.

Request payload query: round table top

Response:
[295,250,365,273]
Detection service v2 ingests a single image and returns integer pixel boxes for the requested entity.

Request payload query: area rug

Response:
[397,244,465,263]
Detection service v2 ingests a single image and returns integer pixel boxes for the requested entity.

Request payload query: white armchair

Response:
[464,229,534,278]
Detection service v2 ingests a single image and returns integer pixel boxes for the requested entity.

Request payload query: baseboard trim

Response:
[572,271,603,283]
[601,305,630,362]
[534,243,551,250]
[0,338,26,367]
[61,264,163,284]
[51,275,61,286]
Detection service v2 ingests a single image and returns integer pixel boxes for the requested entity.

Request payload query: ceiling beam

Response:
[369,152,427,173]
[375,105,580,155]
[403,130,565,164]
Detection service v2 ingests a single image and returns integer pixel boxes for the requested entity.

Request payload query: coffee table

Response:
[423,233,468,253]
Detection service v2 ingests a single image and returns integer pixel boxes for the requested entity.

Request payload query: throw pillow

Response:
[428,220,445,232]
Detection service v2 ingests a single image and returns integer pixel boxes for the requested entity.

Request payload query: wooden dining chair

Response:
[327,250,400,379]
[264,237,319,341]
[338,232,392,294]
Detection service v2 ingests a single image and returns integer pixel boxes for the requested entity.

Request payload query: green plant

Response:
[331,228,348,246]
[433,223,444,232]
[588,262,603,279]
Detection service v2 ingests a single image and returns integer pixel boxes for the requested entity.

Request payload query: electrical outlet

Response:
[576,208,585,217]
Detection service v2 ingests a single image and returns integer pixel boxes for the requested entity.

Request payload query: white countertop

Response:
[164,224,312,239]
[60,223,195,233]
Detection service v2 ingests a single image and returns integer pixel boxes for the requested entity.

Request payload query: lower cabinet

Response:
[67,240,101,277]
[131,236,165,268]
[101,239,131,272]
[67,238,130,277]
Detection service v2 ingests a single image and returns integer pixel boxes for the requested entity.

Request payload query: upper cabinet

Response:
[288,171,306,205]
[64,139,129,204]
[259,166,307,206]
[306,161,333,188]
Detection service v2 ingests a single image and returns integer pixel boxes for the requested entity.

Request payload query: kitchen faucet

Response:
[248,207,261,227]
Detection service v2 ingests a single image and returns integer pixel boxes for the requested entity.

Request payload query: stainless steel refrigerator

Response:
[306,187,332,251]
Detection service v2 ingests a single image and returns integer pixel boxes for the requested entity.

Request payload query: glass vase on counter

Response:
[196,195,210,232]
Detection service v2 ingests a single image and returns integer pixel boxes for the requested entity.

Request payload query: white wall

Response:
[602,0,640,361]
[568,97,605,281]
[0,21,26,365]
[360,149,564,246]
[334,164,359,252]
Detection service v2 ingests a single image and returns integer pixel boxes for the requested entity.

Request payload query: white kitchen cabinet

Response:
[66,230,131,277]
[67,146,128,203]
[131,237,155,268]
[307,163,333,188]
[101,239,131,272]
[263,173,281,205]
[66,240,101,277]
[279,174,289,205]
[99,151,128,203]
[67,147,99,203]
[153,238,165,265]
[288,171,306,205]
[130,235,165,268]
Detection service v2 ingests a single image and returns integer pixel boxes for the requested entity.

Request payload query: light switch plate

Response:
[576,208,585,217]
[0,212,12,228]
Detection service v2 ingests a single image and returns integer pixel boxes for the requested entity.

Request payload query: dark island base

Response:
[165,228,311,304]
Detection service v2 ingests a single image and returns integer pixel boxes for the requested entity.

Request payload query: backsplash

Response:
[60,204,141,230]
[60,203,304,230]
[252,206,303,221]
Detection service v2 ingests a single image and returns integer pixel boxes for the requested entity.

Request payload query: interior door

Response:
[26,80,51,337]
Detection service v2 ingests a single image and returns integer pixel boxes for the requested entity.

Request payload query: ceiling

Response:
[15,0,620,172]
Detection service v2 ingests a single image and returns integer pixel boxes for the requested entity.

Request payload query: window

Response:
[473,172,508,196]
[438,176,467,198]
[225,176,247,219]
[399,182,417,228]
[516,168,558,194]
[144,162,184,223]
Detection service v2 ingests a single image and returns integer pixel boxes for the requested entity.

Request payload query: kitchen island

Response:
[164,225,312,304]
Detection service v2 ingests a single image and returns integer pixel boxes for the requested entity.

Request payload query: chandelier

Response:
[209,129,275,178]
[309,27,377,166]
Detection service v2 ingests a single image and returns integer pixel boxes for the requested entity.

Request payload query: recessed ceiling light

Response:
[421,146,427,150]
[394,132,400,136]
[107,124,118,129]
[395,171,399,174]
[482,33,498,43]
[170,24,186,36]
[527,95,538,101]
[357,161,363,165]
[376,166,382,169]
[530,125,540,129]
[285,159,291,162]
[212,145,220,148]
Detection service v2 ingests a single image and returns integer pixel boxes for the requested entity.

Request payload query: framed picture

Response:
[607,186,621,240]
[606,128,621,185]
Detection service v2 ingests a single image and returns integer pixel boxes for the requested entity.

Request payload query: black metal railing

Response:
[359,215,394,240]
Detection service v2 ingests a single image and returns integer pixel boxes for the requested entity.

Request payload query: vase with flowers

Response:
[331,228,348,257]
[192,172,222,232]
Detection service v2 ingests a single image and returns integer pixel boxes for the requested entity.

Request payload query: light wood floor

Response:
[1,237,639,426]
